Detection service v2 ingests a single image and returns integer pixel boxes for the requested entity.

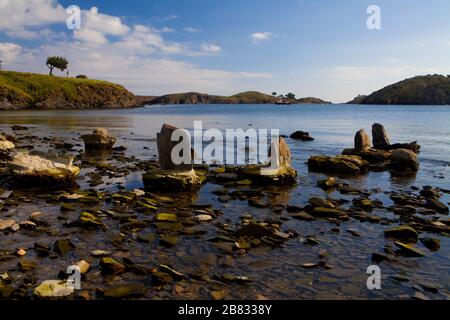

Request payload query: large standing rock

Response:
[388,149,419,173]
[157,124,192,171]
[259,137,297,184]
[9,151,80,184]
[372,123,390,149]
[143,124,202,192]
[354,129,371,151]
[81,128,116,150]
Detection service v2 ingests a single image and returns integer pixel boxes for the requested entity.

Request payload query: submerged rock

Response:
[81,128,116,150]
[9,151,80,184]
[426,198,449,213]
[104,284,148,299]
[394,241,425,257]
[308,155,369,175]
[99,257,126,275]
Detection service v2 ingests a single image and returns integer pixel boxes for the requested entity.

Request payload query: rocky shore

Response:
[0,123,449,300]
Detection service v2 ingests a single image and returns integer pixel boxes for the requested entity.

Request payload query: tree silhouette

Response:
[46,56,68,76]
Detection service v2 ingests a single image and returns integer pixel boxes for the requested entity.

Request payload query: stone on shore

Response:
[384,225,418,242]
[9,151,80,184]
[0,135,15,156]
[308,155,369,175]
[157,124,193,171]
[372,123,391,149]
[81,128,116,150]
[354,129,371,151]
[34,280,74,299]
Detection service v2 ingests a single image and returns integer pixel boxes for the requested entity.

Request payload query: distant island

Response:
[348,75,450,105]
[136,91,332,106]
[3,70,450,110]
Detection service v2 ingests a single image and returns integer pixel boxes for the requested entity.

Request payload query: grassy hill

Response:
[360,75,450,105]
[0,71,137,110]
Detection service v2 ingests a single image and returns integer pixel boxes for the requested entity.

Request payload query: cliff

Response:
[0,71,137,110]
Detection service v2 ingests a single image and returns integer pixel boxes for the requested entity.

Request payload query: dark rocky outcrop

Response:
[290,131,314,141]
[358,75,450,105]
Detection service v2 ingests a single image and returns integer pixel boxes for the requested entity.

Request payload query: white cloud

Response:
[0,0,66,34]
[201,44,221,54]
[0,42,22,61]
[328,65,439,81]
[161,27,175,33]
[0,1,273,95]
[184,27,201,33]
[251,32,272,43]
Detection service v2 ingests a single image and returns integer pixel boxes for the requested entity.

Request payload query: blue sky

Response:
[1,0,450,102]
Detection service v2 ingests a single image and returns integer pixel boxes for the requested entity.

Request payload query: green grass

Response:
[0,71,126,104]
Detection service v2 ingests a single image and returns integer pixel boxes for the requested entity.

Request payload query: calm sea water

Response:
[1,104,449,188]
[0,104,449,299]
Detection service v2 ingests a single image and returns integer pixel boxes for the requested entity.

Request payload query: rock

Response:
[155,213,177,222]
[79,212,105,229]
[250,137,297,185]
[210,290,226,300]
[290,131,314,141]
[389,142,421,154]
[388,149,419,172]
[76,260,90,274]
[157,124,192,171]
[420,238,440,252]
[310,207,347,218]
[291,211,315,221]
[99,257,126,275]
[354,129,371,151]
[143,169,203,193]
[18,260,37,272]
[317,177,338,190]
[9,151,80,184]
[384,226,418,242]
[34,242,50,257]
[308,197,335,209]
[234,223,272,238]
[394,242,425,257]
[308,155,369,175]
[0,220,18,232]
[426,198,449,213]
[53,239,75,256]
[160,235,178,247]
[90,250,111,257]
[104,284,147,299]
[0,135,15,155]
[81,128,116,150]
[342,148,391,163]
[34,280,74,299]
[196,214,213,222]
[372,123,390,149]
[151,271,173,284]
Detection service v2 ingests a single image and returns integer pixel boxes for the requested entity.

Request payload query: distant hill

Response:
[145,91,331,105]
[0,71,137,110]
[358,75,450,105]
[346,95,368,104]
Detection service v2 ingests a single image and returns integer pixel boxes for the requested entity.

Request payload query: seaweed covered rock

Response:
[308,155,369,175]
[9,151,80,184]
[81,128,116,150]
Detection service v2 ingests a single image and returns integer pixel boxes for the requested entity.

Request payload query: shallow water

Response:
[0,104,449,300]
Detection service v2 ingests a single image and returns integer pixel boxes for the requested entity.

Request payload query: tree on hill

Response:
[46,56,68,76]
[272,92,277,97]
[286,93,296,100]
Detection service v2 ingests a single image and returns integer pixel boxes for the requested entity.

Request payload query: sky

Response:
[1,0,450,102]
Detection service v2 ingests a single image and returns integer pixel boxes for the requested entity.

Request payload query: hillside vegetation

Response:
[360,75,450,105]
[0,71,137,110]
[146,91,331,105]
